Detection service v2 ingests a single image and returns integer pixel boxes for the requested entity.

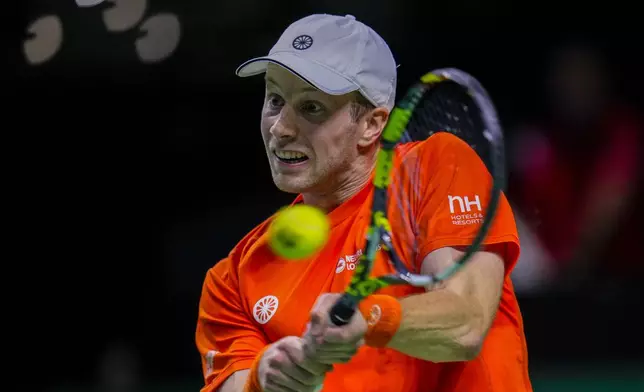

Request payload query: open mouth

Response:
[274,150,309,165]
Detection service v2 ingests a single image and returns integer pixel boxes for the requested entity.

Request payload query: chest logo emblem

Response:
[253,295,279,324]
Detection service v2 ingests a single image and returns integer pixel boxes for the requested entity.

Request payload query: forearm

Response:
[387,288,485,362]
[218,370,250,392]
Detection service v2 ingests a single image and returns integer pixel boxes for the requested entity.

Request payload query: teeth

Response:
[275,150,307,160]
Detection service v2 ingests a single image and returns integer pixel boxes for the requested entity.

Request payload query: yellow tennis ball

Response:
[268,204,330,260]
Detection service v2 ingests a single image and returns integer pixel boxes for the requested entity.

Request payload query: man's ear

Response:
[358,107,389,147]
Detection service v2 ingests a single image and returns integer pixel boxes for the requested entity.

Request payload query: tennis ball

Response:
[268,204,330,260]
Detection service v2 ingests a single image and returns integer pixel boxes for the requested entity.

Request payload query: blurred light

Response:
[102,0,148,32]
[76,0,106,7]
[23,15,63,66]
[135,13,181,63]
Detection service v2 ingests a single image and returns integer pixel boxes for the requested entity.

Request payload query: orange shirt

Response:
[196,133,532,392]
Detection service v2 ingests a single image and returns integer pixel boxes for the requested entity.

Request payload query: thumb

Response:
[308,311,326,337]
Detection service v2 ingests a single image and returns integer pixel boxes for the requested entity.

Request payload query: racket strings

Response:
[405,81,492,168]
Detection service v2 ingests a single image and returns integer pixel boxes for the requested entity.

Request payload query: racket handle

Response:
[329,294,357,326]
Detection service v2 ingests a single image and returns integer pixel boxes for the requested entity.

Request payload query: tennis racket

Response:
[328,67,505,326]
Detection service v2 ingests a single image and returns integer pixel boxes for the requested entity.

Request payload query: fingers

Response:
[304,336,359,355]
[278,355,327,385]
[316,340,364,352]
[264,369,315,392]
[324,329,355,344]
[303,329,362,367]
[261,349,302,392]
[280,337,329,373]
[310,346,358,366]
[308,308,327,337]
[308,293,368,346]
[304,341,360,365]
[308,293,341,337]
[294,355,334,375]
[320,327,364,345]
[262,337,330,392]
[313,355,353,365]
[281,337,332,379]
[263,369,305,392]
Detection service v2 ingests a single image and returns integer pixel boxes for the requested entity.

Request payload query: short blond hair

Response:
[349,93,376,122]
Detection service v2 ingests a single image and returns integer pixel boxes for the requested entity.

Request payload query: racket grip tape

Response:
[329,294,358,326]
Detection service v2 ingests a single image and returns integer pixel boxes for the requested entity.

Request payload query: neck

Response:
[302,151,376,212]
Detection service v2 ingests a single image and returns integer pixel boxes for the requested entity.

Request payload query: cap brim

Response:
[235,52,360,96]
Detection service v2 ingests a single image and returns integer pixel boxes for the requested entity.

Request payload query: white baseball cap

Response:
[235,14,397,110]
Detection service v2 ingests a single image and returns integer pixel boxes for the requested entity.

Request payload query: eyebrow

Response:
[265,76,320,94]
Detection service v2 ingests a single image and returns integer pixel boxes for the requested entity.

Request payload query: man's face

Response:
[260,64,364,194]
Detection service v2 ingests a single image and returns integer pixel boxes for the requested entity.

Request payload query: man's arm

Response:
[388,245,505,362]
[383,133,513,362]
[307,133,518,364]
[306,244,507,365]
[218,370,249,392]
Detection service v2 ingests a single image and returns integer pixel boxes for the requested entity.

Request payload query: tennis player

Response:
[196,13,532,392]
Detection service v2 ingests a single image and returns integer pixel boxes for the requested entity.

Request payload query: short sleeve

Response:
[402,133,520,274]
[196,259,268,392]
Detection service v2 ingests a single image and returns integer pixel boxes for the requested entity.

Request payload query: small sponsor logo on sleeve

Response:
[448,195,484,225]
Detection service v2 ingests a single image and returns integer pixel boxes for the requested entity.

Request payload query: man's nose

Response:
[270,105,298,140]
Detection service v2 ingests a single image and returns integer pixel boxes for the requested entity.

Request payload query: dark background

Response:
[13,1,643,391]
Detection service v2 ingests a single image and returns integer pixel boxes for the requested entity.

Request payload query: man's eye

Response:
[300,101,325,115]
[267,94,284,109]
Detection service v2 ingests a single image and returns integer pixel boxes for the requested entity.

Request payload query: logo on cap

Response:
[292,35,313,50]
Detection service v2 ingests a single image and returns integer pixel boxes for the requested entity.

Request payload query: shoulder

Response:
[393,132,488,184]
[395,132,479,162]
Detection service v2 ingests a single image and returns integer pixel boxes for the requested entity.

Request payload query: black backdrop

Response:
[12,1,643,390]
